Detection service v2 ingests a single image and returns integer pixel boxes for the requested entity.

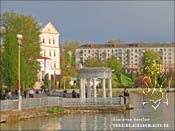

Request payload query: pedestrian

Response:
[23,90,27,98]
[7,91,13,100]
[63,90,67,97]
[29,88,34,98]
[72,90,78,98]
[123,88,129,104]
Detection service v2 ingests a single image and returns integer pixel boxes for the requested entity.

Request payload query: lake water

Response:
[0,92,174,130]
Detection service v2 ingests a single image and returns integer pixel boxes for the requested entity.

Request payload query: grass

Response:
[47,106,64,113]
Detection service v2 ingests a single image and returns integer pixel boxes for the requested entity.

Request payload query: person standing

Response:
[23,90,27,98]
[123,88,129,104]
[7,91,13,100]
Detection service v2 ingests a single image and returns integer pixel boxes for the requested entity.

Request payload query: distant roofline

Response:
[77,42,175,49]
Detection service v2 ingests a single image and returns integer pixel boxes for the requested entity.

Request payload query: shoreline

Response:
[0,105,127,123]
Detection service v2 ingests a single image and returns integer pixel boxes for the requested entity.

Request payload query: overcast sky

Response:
[1,1,174,43]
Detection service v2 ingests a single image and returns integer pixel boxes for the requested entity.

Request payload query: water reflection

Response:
[0,93,174,130]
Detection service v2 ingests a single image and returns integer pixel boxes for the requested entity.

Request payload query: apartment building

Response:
[75,43,175,73]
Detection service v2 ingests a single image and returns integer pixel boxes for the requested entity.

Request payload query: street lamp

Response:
[17,34,22,111]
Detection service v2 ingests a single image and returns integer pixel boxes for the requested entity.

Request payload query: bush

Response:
[47,106,64,113]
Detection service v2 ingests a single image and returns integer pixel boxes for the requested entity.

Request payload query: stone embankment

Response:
[0,105,127,123]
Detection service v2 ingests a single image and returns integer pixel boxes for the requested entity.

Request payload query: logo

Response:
[142,87,168,110]
[141,77,169,110]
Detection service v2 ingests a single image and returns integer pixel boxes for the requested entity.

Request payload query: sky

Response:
[1,1,174,44]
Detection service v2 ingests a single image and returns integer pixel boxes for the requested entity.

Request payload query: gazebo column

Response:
[79,78,86,99]
[87,79,91,98]
[93,78,97,98]
[82,79,86,98]
[102,78,106,98]
[108,78,112,98]
[79,78,83,98]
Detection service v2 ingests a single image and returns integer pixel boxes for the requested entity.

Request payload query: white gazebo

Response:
[78,67,112,99]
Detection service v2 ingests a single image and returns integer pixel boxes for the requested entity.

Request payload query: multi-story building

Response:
[37,21,61,83]
[75,42,175,73]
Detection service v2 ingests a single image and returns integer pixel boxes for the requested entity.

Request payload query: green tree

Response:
[0,42,3,90]
[106,56,123,83]
[107,56,122,73]
[61,41,80,78]
[43,73,49,89]
[141,50,162,86]
[84,57,106,67]
[2,33,18,89]
[1,12,40,89]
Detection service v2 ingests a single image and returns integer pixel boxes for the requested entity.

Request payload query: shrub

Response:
[47,106,64,113]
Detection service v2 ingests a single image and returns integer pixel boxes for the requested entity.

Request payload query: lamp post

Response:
[17,34,23,111]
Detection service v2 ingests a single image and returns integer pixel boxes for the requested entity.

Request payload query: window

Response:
[44,51,46,56]
[49,39,51,44]
[49,50,51,56]
[54,61,56,68]
[43,38,45,43]
[47,61,50,66]
[54,51,56,56]
[53,39,55,44]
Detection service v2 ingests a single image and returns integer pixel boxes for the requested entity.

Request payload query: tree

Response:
[60,41,80,78]
[107,56,122,73]
[1,12,40,90]
[2,33,18,89]
[141,50,162,86]
[84,57,106,67]
[43,73,49,89]
[0,41,3,90]
[142,50,161,75]
[106,56,123,83]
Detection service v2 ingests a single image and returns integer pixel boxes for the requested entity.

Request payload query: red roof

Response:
[37,56,51,60]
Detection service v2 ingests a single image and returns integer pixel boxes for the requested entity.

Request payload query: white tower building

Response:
[38,21,61,82]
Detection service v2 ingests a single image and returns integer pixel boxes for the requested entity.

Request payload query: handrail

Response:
[0,97,122,111]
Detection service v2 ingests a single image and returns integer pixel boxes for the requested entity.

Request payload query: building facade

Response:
[75,43,175,73]
[37,21,61,82]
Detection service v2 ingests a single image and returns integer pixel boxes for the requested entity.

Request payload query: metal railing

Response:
[0,97,122,111]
